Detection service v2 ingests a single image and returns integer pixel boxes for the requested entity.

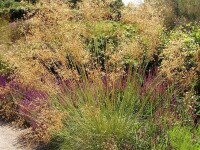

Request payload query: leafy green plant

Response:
[0,0,34,20]
[0,58,11,76]
[169,125,200,150]
[160,24,200,89]
[86,21,136,69]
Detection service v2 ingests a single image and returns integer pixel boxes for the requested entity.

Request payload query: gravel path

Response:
[122,0,144,6]
[0,122,26,150]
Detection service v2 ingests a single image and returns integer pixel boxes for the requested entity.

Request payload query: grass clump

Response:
[48,69,178,150]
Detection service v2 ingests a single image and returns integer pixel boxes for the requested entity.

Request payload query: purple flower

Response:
[0,76,6,87]
[24,89,46,102]
[101,75,107,88]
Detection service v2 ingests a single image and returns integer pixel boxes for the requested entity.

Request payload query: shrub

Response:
[177,0,200,20]
[159,24,200,90]
[146,0,177,27]
[1,0,167,90]
[121,2,165,65]
[159,24,200,121]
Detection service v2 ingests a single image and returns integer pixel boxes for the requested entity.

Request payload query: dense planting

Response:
[0,0,199,149]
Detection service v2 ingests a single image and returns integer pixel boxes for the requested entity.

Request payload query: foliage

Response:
[159,24,200,90]
[50,71,178,150]
[0,0,35,20]
[0,0,200,149]
[0,81,63,146]
[177,0,200,20]
[0,0,166,90]
[169,125,200,150]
